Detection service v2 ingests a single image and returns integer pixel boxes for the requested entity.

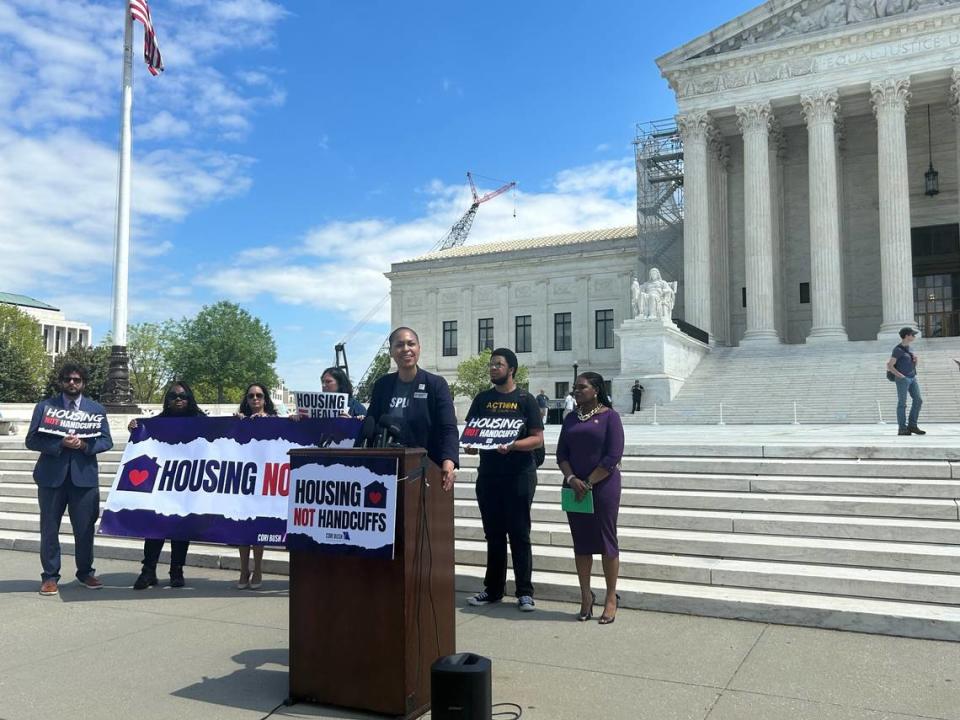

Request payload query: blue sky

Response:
[0,0,757,390]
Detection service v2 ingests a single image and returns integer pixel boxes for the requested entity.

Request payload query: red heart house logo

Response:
[368,491,383,505]
[129,469,149,487]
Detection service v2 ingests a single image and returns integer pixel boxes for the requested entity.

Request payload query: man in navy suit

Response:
[26,363,113,595]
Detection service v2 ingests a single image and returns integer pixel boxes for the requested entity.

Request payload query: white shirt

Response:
[564,395,575,412]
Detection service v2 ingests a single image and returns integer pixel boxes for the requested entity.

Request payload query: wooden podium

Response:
[287,447,455,719]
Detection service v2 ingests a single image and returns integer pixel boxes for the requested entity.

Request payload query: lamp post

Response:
[572,362,579,387]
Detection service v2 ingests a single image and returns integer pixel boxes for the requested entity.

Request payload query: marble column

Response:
[802,89,848,342]
[708,130,731,346]
[768,120,787,340]
[736,102,780,344]
[677,112,712,337]
[871,78,915,339]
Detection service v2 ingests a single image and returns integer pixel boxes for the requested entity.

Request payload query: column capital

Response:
[801,89,840,127]
[870,78,911,116]
[736,102,772,136]
[769,118,787,160]
[676,112,712,144]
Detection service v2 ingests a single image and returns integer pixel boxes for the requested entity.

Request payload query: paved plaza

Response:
[3,547,960,720]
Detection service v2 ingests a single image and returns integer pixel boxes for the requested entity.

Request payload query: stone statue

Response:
[847,0,879,22]
[633,268,677,321]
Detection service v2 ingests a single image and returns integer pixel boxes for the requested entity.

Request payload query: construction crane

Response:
[439,172,516,251]
[336,171,517,389]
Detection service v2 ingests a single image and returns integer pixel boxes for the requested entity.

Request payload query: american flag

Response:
[129,0,164,75]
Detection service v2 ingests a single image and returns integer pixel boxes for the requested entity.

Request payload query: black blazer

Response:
[367,368,459,469]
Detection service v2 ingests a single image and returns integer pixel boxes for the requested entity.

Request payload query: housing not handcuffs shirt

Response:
[466,388,543,476]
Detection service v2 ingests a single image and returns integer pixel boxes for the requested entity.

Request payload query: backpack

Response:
[518,391,546,467]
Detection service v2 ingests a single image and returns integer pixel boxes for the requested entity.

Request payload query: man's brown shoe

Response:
[39,579,58,596]
[78,575,103,590]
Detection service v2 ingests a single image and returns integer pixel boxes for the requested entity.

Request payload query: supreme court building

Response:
[665,0,960,345]
[390,0,960,399]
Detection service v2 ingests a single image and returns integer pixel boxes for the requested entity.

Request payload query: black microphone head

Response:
[354,415,377,447]
[379,415,405,445]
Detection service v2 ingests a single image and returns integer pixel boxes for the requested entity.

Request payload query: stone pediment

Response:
[665,0,960,64]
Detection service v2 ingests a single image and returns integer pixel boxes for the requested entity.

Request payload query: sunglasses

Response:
[247,392,264,399]
[574,384,592,390]
[63,377,83,384]
[166,392,189,400]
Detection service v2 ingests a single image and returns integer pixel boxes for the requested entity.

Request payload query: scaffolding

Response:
[634,119,684,277]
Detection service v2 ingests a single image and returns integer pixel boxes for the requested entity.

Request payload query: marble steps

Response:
[627,340,960,425]
[458,468,960,497]
[452,566,960,642]
[451,512,960,572]
[2,526,958,640]
[452,484,958,519]
[453,539,960,605]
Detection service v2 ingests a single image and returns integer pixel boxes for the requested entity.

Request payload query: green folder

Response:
[561,486,594,514]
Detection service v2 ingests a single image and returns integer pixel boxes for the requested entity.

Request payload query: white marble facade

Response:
[386,228,640,399]
[388,1,960,399]
[661,0,960,344]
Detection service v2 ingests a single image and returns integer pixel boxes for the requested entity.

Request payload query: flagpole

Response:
[104,0,138,411]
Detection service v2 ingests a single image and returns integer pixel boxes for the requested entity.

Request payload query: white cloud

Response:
[198,165,636,326]
[553,158,635,197]
[139,111,190,140]
[0,0,285,307]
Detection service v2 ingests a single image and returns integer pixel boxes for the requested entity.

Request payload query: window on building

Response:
[595,309,614,349]
[442,321,457,356]
[478,318,494,351]
[799,282,810,304]
[515,315,532,353]
[742,287,747,308]
[554,312,572,351]
[555,381,569,399]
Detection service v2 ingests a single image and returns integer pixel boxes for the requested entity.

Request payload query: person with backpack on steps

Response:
[464,347,544,612]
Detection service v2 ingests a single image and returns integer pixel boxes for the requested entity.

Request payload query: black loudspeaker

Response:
[430,653,492,720]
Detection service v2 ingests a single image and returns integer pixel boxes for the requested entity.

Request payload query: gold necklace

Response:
[577,404,602,422]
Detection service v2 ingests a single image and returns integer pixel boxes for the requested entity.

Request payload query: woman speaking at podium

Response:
[366,327,458,490]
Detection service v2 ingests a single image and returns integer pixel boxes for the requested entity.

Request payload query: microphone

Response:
[377,415,405,448]
[354,415,377,448]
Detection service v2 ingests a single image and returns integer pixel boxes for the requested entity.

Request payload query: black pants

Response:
[38,474,99,582]
[475,468,537,598]
[142,538,190,573]
[632,396,642,412]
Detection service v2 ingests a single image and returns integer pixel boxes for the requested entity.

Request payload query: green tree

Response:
[169,301,278,404]
[45,343,111,400]
[355,346,391,403]
[451,348,529,400]
[128,321,176,403]
[0,305,48,401]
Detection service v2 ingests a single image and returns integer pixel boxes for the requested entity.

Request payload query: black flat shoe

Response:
[599,593,620,625]
[577,591,596,622]
[909,426,926,435]
[169,565,185,588]
[133,571,157,590]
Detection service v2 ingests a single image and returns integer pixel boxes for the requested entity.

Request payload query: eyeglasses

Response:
[488,363,507,369]
[247,392,264,399]
[166,392,189,400]
[63,377,83,384]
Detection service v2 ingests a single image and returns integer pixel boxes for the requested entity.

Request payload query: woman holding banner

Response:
[321,366,366,417]
[128,381,205,590]
[366,327,458,491]
[556,371,624,625]
[235,382,277,589]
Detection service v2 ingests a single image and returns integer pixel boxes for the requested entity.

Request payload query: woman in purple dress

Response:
[556,371,624,624]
